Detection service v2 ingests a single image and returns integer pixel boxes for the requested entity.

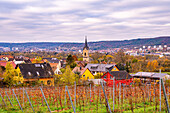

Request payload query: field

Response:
[0,81,170,113]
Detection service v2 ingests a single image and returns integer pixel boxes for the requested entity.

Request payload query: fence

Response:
[0,79,170,113]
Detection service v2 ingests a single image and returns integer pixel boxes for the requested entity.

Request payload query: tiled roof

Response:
[110,71,132,80]
[72,66,85,74]
[16,63,54,79]
[0,61,16,68]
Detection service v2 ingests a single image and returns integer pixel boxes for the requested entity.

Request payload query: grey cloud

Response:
[0,0,170,42]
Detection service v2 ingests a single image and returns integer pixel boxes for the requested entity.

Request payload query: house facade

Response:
[101,71,132,86]
[80,68,94,80]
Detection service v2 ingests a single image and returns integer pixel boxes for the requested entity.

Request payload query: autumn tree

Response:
[114,49,126,64]
[3,62,23,87]
[60,66,78,85]
[105,55,114,63]
[32,56,43,63]
[146,60,158,72]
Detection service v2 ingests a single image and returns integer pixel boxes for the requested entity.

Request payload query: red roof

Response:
[0,55,13,59]
[0,61,16,68]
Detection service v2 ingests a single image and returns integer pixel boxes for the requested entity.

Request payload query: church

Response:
[83,36,89,62]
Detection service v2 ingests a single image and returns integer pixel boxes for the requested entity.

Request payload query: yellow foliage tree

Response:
[3,62,23,86]
[146,60,158,72]
[60,66,78,85]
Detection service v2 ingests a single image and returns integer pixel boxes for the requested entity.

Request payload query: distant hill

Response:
[0,36,169,51]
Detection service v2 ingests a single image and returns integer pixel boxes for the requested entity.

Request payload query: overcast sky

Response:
[0,0,170,42]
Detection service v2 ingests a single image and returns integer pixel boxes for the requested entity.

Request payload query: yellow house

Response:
[16,63,54,86]
[81,68,94,80]
[111,66,120,71]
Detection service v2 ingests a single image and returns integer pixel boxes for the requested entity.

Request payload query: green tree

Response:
[66,54,74,65]
[70,62,77,69]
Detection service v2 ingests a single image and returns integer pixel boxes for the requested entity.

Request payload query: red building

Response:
[101,71,132,86]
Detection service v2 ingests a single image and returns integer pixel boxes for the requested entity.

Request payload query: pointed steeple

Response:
[83,36,89,50]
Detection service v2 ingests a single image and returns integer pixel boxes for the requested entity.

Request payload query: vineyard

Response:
[0,81,170,113]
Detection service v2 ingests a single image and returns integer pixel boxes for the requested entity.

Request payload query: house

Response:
[72,66,85,75]
[49,63,62,74]
[101,71,132,86]
[0,55,13,61]
[131,72,170,81]
[43,58,62,74]
[85,64,119,75]
[80,68,94,80]
[16,63,54,86]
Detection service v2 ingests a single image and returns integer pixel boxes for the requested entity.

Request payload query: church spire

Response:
[83,36,89,50]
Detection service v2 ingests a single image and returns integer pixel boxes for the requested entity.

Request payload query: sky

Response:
[0,0,170,42]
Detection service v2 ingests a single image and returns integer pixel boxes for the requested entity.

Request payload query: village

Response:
[0,38,170,113]
[0,38,169,87]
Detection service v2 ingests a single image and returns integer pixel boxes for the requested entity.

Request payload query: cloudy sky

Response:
[0,0,170,42]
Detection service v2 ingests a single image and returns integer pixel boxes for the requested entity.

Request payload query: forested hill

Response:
[0,36,169,50]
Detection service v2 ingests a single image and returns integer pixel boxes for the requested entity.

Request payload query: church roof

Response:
[83,37,89,50]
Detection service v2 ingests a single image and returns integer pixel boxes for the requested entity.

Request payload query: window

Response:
[48,71,51,75]
[84,53,86,56]
[103,75,106,79]
[36,71,40,76]
[41,81,44,85]
[87,77,89,79]
[41,65,44,69]
[28,72,31,76]
[35,64,41,67]
[83,75,85,77]
[47,80,51,85]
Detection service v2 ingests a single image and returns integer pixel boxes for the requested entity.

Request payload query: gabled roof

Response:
[85,63,115,72]
[132,72,169,79]
[0,61,16,68]
[0,55,13,59]
[72,66,85,74]
[80,68,88,75]
[109,71,131,80]
[16,63,54,79]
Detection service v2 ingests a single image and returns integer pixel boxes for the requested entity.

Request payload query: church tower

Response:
[83,36,89,62]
